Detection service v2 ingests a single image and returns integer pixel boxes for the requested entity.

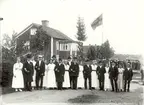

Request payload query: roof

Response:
[15,23,75,43]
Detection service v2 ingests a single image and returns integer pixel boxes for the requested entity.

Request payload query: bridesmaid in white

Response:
[46,59,56,89]
[12,57,24,92]
[77,61,84,89]
[91,60,98,89]
[105,63,110,91]
[43,60,49,89]
[63,60,70,88]
[118,63,124,91]
[31,56,36,89]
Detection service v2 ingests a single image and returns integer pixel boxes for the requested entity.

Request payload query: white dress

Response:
[91,64,99,88]
[31,60,36,87]
[118,68,124,90]
[105,67,110,89]
[63,65,70,87]
[12,62,24,88]
[46,63,56,88]
[43,64,48,87]
[77,65,84,88]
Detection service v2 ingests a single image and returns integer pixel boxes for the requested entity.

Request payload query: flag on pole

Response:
[91,14,103,30]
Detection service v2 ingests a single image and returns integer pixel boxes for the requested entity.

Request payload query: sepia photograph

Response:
[0,0,144,105]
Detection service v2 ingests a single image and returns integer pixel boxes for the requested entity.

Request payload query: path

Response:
[1,83,143,105]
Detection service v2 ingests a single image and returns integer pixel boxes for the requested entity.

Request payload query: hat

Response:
[52,55,56,58]
[99,60,103,64]
[26,54,32,59]
[59,58,62,61]
[73,57,77,59]
[68,56,71,59]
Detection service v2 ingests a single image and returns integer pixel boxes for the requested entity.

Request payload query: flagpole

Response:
[102,14,104,45]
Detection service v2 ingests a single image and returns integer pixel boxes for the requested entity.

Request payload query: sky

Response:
[0,0,144,55]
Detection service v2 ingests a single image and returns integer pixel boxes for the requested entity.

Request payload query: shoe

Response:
[19,89,22,92]
[15,89,18,92]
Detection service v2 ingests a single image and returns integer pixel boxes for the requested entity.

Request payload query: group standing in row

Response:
[12,54,133,92]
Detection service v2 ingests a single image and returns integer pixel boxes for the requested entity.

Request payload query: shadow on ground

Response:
[68,94,99,103]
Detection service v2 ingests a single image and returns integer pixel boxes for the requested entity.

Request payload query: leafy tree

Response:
[76,17,87,60]
[1,32,17,87]
[87,45,96,60]
[30,26,51,53]
[100,40,114,59]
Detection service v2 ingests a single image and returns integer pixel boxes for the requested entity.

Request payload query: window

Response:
[59,43,70,51]
[30,28,37,35]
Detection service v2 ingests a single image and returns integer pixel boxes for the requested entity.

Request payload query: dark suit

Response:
[69,62,79,89]
[123,68,133,92]
[23,61,34,91]
[96,66,106,90]
[83,65,92,89]
[109,66,119,92]
[35,61,45,89]
[54,63,65,90]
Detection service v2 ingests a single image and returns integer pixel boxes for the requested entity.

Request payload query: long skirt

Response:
[46,70,56,88]
[118,73,124,90]
[92,71,99,88]
[77,72,84,88]
[31,70,36,87]
[63,71,70,87]
[104,73,110,89]
[12,70,24,88]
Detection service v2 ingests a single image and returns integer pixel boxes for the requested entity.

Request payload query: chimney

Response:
[41,20,49,27]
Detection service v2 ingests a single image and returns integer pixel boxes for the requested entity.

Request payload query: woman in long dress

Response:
[63,60,70,88]
[46,59,56,88]
[43,60,49,89]
[104,63,110,91]
[77,61,84,89]
[91,60,99,89]
[31,56,36,89]
[12,57,24,92]
[118,63,124,91]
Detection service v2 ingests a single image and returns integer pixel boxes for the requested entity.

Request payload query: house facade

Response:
[15,20,78,60]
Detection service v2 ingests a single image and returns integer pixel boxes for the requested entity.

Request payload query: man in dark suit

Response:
[69,57,79,89]
[83,62,92,90]
[35,55,45,90]
[96,61,106,91]
[23,54,34,91]
[123,62,133,92]
[109,61,119,92]
[54,58,65,90]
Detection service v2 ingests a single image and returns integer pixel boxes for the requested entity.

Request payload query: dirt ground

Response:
[1,83,143,105]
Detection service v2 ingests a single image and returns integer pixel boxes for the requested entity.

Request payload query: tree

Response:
[87,45,97,60]
[30,26,51,53]
[1,32,17,87]
[100,40,114,59]
[76,17,87,60]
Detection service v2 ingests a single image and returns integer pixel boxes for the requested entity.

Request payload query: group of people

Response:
[12,54,133,92]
